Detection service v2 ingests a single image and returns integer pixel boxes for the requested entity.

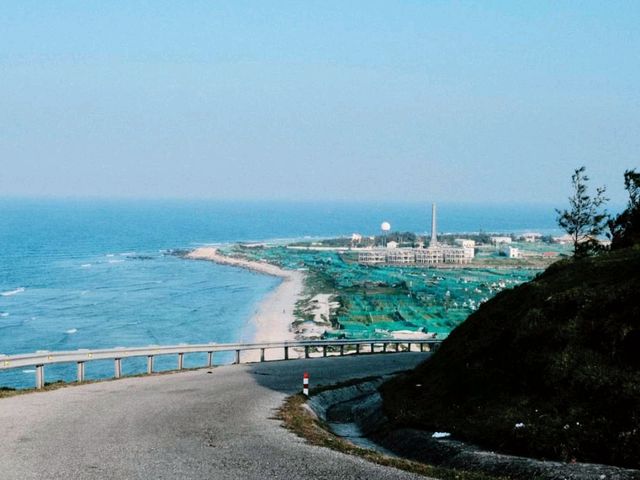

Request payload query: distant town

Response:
[287,203,576,269]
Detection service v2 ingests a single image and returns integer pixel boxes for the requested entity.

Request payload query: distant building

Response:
[350,233,362,248]
[491,236,512,245]
[553,234,572,244]
[552,234,610,249]
[454,239,476,248]
[358,203,471,266]
[358,250,386,264]
[501,246,520,258]
[520,232,542,242]
[463,247,475,260]
[385,248,414,264]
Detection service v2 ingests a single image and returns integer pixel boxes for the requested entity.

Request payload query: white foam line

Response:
[1,287,25,297]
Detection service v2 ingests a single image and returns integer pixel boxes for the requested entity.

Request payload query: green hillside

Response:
[380,246,640,469]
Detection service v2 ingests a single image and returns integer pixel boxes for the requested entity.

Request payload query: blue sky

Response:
[1,1,638,203]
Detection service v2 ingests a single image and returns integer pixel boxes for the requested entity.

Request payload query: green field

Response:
[222,244,544,339]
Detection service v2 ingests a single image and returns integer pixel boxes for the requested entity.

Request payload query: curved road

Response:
[0,352,431,479]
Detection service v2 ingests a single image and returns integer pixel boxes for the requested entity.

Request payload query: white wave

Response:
[106,254,115,257]
[81,264,92,268]
[65,328,78,334]
[1,287,25,297]
[108,259,124,264]
[0,312,9,317]
[22,369,35,374]
[119,252,135,256]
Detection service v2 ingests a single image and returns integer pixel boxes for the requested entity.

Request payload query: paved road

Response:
[0,353,431,479]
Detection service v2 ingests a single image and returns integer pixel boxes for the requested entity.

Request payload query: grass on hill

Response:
[277,393,507,480]
[380,246,640,469]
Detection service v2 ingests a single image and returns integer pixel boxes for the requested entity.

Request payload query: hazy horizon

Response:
[2,2,638,204]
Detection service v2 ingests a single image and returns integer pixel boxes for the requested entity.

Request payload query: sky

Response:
[1,1,638,204]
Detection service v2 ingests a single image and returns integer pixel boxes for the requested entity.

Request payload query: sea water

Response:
[0,199,559,388]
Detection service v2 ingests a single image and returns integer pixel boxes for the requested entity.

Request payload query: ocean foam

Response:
[1,287,25,297]
[0,312,9,317]
[22,369,35,374]
[65,328,78,334]
[108,259,124,264]
[81,264,92,268]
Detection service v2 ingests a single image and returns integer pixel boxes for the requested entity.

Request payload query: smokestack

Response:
[430,203,437,246]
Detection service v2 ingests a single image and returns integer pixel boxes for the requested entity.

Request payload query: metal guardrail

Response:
[0,338,441,389]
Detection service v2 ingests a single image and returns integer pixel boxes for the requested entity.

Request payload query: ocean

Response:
[0,199,560,388]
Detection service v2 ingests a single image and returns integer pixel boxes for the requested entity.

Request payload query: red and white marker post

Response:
[303,372,309,396]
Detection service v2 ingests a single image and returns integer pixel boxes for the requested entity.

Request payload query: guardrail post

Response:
[207,351,213,367]
[420,343,425,352]
[235,350,240,364]
[77,361,85,383]
[323,345,327,357]
[260,348,265,362]
[383,342,388,353]
[356,344,360,354]
[284,346,289,360]
[305,346,309,359]
[147,355,154,374]
[178,353,184,370]
[370,343,375,353]
[35,364,44,389]
[114,358,122,378]
[340,345,344,356]
[395,342,400,352]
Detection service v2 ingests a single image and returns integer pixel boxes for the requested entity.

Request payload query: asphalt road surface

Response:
[0,352,432,479]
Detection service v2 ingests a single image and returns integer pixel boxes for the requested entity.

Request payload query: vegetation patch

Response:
[380,246,640,469]
[276,393,507,480]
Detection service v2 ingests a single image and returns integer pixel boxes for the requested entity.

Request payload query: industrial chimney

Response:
[430,203,437,246]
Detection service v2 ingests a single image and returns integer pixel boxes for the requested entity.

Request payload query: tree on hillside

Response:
[609,169,640,249]
[556,166,609,258]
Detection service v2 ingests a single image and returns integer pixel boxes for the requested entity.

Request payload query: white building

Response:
[553,234,572,245]
[385,249,415,264]
[520,232,542,242]
[491,236,512,245]
[463,247,475,260]
[501,246,520,258]
[386,241,398,249]
[414,248,442,264]
[454,239,476,248]
[358,250,386,264]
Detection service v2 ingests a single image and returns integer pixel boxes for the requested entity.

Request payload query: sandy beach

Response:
[187,247,305,360]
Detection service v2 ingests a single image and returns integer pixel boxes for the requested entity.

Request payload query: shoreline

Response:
[186,247,305,360]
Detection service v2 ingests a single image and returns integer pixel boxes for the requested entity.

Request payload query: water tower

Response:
[381,221,391,247]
